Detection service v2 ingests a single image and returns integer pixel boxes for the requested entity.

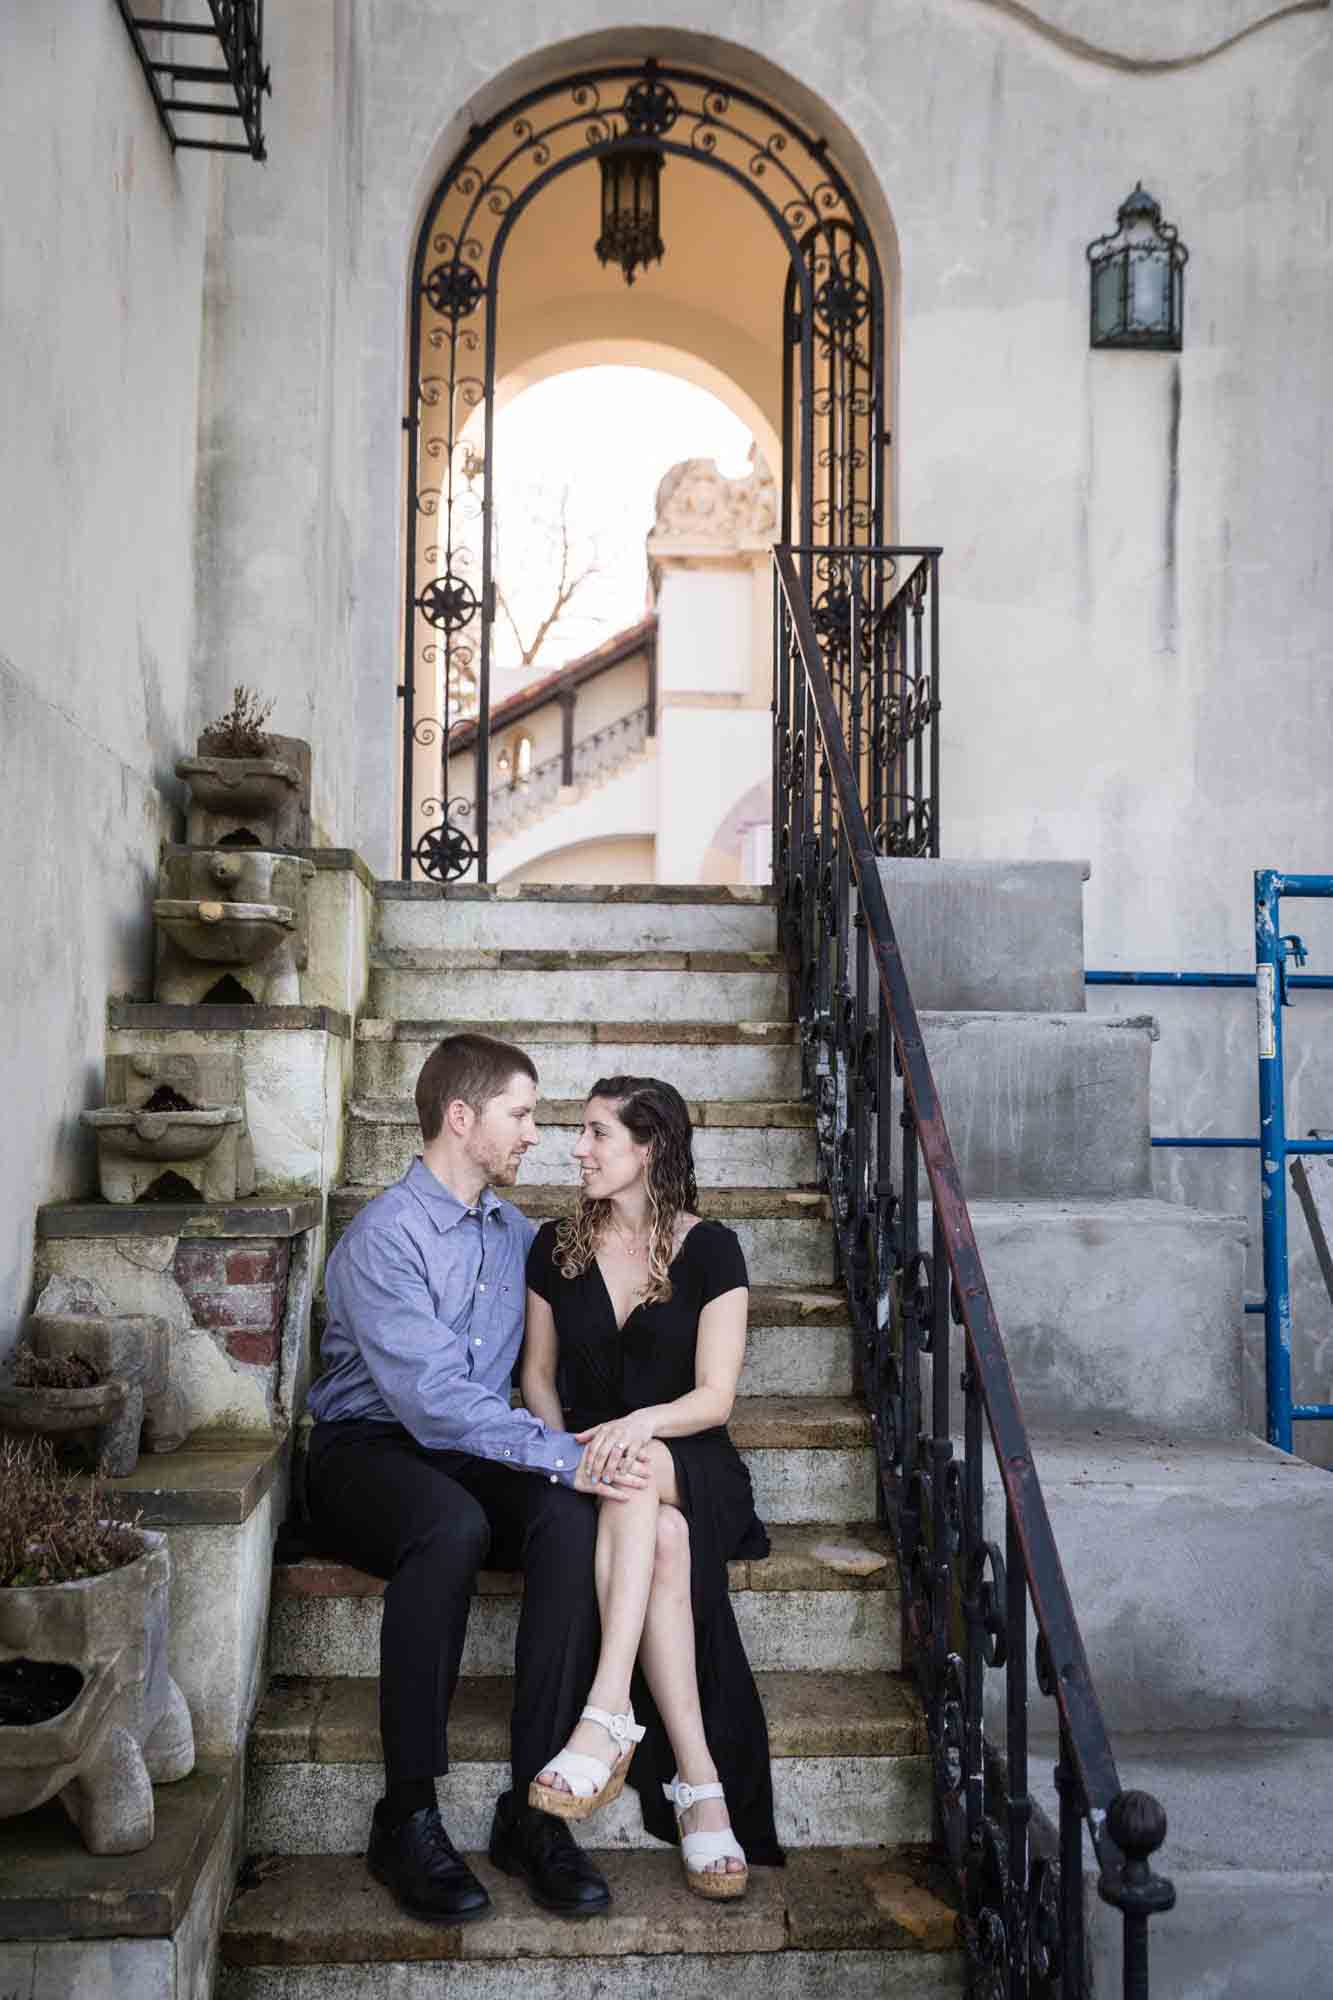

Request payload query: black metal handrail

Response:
[772,544,1173,1998]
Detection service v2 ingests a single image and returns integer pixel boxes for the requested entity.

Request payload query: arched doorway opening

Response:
[400,55,891,881]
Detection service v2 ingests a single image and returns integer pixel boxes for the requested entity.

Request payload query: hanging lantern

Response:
[595,147,665,286]
[1087,184,1188,351]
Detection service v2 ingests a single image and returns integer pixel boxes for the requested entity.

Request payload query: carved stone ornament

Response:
[648,450,778,559]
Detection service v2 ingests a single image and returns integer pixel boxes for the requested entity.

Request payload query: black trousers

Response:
[306,1420,601,1792]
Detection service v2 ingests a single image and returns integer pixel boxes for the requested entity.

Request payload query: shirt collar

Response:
[405,1156,506,1234]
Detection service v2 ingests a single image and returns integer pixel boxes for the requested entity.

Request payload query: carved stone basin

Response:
[0,1382,129,1437]
[81,1106,243,1162]
[174,756,301,816]
[152,899,294,965]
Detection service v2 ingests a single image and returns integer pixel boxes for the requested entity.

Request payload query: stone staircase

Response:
[217,868,1333,1999]
[218,885,966,1998]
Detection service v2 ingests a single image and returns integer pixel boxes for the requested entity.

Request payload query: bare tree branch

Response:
[493,484,606,670]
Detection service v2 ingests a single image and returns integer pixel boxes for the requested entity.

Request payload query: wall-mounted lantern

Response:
[1087,185,1187,351]
[595,148,665,286]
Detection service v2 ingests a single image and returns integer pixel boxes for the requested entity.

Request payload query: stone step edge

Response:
[376,884,779,907]
[251,1670,926,1766]
[347,1096,816,1130]
[273,1523,895,1604]
[329,1185,832,1223]
[371,948,788,973]
[219,1844,959,1967]
[294,1396,870,1454]
[356,1018,798,1045]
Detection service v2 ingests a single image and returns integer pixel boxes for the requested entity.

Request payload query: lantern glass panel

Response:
[1092,257,1125,343]
[1129,249,1171,335]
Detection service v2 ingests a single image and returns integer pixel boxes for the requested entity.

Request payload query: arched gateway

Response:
[399,56,888,882]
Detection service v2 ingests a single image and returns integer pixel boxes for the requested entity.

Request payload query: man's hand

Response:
[572,1443,651,1501]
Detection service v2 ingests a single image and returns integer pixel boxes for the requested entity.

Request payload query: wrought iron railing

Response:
[115,1,270,159]
[488,704,652,840]
[773,545,1174,1999]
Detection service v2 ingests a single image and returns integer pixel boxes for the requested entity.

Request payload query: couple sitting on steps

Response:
[305,1032,783,1922]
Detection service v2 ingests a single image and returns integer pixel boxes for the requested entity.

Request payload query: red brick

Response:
[187,1285,281,1332]
[173,1242,225,1286]
[224,1330,278,1367]
[226,1243,289,1285]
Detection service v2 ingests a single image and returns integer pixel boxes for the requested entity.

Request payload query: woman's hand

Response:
[575,1412,658,1486]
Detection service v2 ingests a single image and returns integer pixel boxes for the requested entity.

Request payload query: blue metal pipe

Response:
[1255,870,1295,1454]
[1086,970,1333,989]
[1294,1405,1333,1420]
[1150,1137,1333,1153]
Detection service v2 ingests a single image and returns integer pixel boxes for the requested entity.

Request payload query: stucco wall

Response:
[0,6,212,1342]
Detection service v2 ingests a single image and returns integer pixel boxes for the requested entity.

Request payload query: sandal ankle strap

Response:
[581,1704,645,1746]
[663,1775,725,1810]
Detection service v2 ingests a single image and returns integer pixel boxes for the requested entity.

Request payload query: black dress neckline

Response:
[591,1217,711,1335]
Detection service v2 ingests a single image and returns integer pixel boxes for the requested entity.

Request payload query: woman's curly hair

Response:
[555,1076,699,1305]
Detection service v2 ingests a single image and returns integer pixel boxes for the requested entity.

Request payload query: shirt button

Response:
[478,1282,487,1293]
[549,1474,558,1484]
[554,1458,564,1469]
[473,1338,483,1347]
[504,1449,512,1458]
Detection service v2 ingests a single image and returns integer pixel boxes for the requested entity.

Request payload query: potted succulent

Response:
[0,1437,194,1854]
[176,685,310,849]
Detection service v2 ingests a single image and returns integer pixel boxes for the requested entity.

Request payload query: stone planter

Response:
[153,849,313,1005]
[176,731,311,847]
[1,1311,186,1475]
[82,1105,247,1204]
[0,1532,195,1854]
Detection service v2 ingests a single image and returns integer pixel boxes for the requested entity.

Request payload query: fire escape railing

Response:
[772,545,1174,1999]
[115,1,270,160]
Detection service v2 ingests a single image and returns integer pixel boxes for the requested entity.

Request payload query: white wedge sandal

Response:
[662,1775,749,1900]
[528,1705,645,1821]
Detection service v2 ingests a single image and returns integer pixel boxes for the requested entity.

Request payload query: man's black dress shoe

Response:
[367,1803,492,1922]
[488,1789,611,1915]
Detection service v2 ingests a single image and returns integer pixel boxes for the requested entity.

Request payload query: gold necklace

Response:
[609,1223,649,1258]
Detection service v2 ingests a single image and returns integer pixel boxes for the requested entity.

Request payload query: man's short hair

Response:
[414,1033,538,1142]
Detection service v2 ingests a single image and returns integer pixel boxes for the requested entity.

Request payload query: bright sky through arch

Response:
[464,366,756,699]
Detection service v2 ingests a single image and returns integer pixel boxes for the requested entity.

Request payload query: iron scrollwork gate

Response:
[401,56,887,880]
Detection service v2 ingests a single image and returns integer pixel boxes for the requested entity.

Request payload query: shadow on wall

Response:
[701,779,772,886]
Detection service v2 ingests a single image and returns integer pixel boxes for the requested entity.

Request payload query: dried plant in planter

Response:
[198,685,276,760]
[13,1347,101,1391]
[0,1437,142,1588]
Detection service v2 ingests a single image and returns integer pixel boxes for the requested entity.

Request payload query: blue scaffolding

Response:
[1086,868,1333,1454]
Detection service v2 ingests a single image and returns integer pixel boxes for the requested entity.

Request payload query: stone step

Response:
[946,1197,1247,1434]
[244,1671,934,1855]
[269,1524,897,1680]
[292,1393,875,1528]
[1055,1730,1333,2000]
[343,1097,818,1189]
[352,1010,1151,1200]
[367,949,791,1025]
[329,1185,836,1286]
[218,1846,964,2000]
[875,858,1088,1011]
[376,883,779,954]
[987,1432,1333,1736]
[354,1019,804,1100]
[896,1011,1154,1199]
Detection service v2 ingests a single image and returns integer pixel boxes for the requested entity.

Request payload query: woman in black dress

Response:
[521,1076,782,1896]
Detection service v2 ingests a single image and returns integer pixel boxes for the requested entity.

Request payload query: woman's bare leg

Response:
[532,1471,659,1795]
[635,1495,744,1872]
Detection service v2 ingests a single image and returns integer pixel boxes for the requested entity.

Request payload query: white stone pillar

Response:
[646,453,775,885]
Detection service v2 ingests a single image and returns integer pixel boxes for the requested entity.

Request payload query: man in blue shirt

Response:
[307,1032,645,1921]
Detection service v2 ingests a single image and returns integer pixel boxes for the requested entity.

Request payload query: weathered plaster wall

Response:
[0,7,212,1346]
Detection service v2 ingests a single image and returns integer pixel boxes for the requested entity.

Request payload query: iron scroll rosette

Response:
[402,57,888,879]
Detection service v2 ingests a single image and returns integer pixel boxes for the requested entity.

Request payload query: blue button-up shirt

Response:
[308,1158,584,1484]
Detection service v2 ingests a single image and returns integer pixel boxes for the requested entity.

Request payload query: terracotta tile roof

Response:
[450,615,656,749]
